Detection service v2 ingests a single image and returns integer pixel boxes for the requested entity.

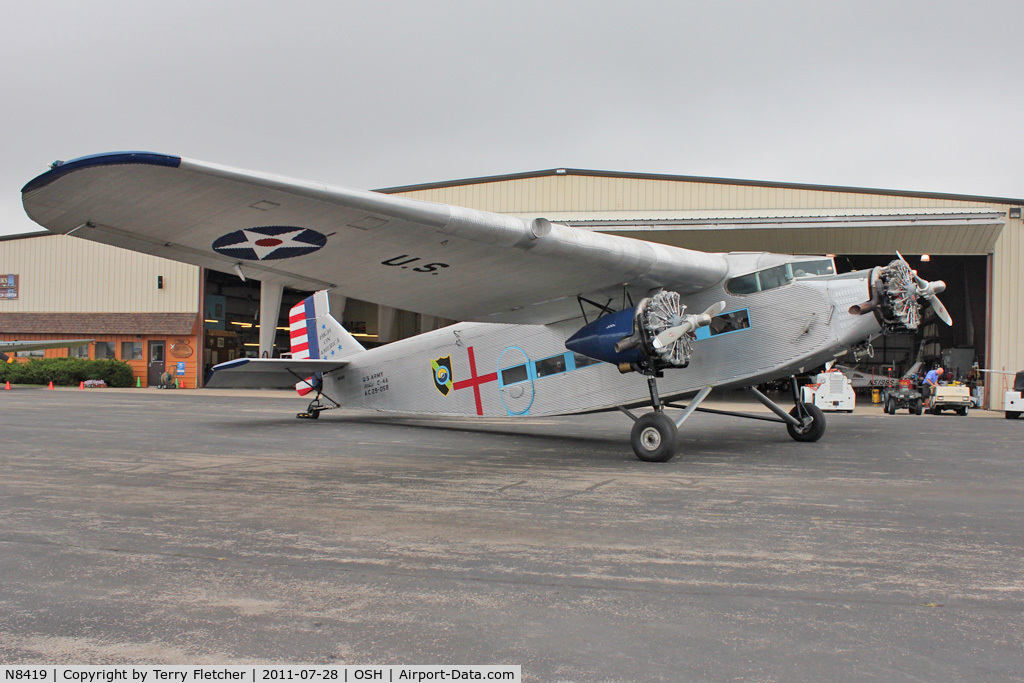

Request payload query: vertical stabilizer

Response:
[289,291,365,395]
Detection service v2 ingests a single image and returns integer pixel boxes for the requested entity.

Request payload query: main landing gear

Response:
[296,392,340,420]
[618,375,826,462]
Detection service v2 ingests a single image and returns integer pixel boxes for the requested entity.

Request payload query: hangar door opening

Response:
[837,255,988,380]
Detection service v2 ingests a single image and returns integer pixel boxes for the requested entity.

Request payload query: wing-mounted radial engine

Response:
[565,291,726,374]
[849,253,952,333]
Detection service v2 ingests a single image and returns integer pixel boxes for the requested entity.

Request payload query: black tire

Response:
[886,397,896,415]
[913,398,923,416]
[787,402,826,442]
[958,406,969,416]
[630,412,678,462]
[1006,411,1021,420]
[931,406,942,415]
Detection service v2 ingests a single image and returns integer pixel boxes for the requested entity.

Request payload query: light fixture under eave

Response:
[920,254,931,262]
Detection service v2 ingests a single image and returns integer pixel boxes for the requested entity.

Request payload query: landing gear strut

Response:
[296,391,340,420]
[619,375,827,462]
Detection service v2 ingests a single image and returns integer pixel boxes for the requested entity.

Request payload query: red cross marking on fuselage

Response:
[452,346,498,416]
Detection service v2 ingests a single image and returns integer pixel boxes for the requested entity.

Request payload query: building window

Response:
[121,342,143,360]
[94,341,116,359]
[70,344,90,358]
[15,349,44,358]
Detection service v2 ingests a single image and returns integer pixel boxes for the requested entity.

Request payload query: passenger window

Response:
[535,355,568,378]
[709,309,751,336]
[500,364,529,385]
[726,273,759,295]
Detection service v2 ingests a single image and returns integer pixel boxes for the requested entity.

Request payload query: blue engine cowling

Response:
[564,309,646,366]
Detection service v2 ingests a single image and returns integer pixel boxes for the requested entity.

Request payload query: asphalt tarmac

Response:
[1,387,1022,682]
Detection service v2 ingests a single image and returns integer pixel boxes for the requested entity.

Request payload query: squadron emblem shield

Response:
[431,355,453,396]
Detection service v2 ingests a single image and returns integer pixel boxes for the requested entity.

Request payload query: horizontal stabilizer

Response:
[205,358,348,389]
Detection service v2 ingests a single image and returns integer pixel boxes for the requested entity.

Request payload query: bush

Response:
[0,358,135,387]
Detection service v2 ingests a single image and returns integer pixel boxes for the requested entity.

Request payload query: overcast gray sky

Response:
[3,0,1023,236]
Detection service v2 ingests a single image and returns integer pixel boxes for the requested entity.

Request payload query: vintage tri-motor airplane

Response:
[22,152,952,461]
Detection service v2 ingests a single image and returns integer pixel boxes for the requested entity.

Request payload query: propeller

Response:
[652,300,727,349]
[896,252,952,326]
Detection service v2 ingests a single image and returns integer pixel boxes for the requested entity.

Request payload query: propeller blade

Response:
[926,293,953,326]
[705,300,727,317]
[652,301,726,348]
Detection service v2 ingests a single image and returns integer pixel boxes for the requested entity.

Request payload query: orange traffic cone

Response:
[48,381,54,390]
[4,381,10,390]
[79,381,85,389]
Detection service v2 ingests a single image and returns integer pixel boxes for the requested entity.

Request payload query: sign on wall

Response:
[0,274,18,299]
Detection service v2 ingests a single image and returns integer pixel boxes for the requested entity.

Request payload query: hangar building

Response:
[3,168,1021,406]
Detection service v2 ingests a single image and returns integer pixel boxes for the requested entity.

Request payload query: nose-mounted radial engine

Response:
[565,291,727,374]
[849,253,952,333]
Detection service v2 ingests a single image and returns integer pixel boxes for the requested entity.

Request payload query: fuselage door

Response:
[497,346,535,416]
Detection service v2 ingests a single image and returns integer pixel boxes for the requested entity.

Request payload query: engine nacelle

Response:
[566,291,710,374]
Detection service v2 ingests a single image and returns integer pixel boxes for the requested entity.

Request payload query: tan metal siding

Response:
[989,215,1024,406]
[0,234,198,313]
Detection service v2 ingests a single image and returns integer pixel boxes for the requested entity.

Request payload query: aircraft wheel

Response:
[1006,411,1021,420]
[913,398,923,415]
[630,412,678,463]
[787,402,826,442]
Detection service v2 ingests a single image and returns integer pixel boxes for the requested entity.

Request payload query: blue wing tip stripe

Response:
[22,151,182,194]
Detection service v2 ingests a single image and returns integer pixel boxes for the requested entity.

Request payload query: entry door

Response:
[147,341,166,386]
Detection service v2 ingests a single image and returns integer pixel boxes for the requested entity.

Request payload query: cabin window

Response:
[708,309,751,336]
[500,364,529,385]
[535,354,568,378]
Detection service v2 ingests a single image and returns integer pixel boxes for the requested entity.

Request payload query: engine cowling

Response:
[565,291,719,373]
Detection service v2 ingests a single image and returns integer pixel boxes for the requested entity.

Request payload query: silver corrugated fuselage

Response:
[322,269,881,418]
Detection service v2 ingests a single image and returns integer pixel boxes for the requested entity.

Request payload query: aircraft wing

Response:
[205,358,348,389]
[1,339,93,356]
[22,152,728,325]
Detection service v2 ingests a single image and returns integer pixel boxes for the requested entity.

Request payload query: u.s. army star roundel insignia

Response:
[212,226,327,261]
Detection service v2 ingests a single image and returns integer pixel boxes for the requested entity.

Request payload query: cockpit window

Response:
[726,258,835,295]
[757,264,792,290]
[792,259,835,278]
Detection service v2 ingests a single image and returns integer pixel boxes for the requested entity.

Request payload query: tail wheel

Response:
[787,403,826,442]
[630,412,678,462]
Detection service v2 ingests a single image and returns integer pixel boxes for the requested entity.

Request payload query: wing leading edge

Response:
[22,152,728,324]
